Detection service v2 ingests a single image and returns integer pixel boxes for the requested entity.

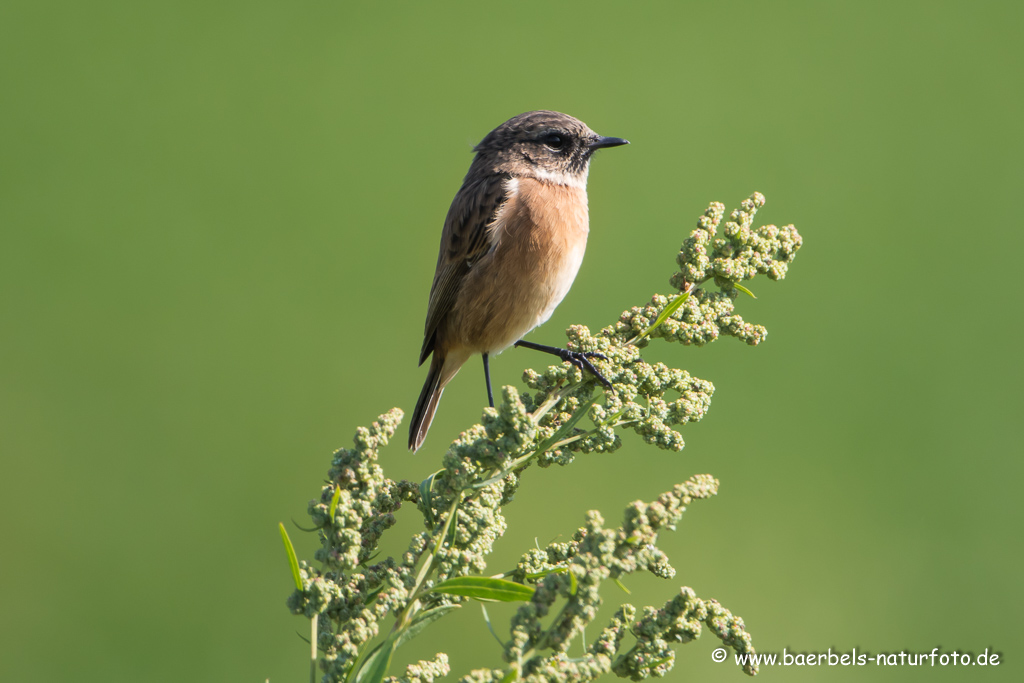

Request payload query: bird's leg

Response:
[482,353,495,408]
[513,340,612,389]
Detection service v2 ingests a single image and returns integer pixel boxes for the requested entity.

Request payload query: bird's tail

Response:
[409,350,464,452]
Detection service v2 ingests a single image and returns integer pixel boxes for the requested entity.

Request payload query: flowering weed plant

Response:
[281,193,803,682]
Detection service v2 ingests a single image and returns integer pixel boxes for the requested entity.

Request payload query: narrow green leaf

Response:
[290,518,321,532]
[352,636,396,683]
[523,566,568,581]
[600,409,626,427]
[499,668,520,683]
[479,603,506,647]
[363,582,385,606]
[537,393,600,453]
[471,469,512,491]
[329,486,342,520]
[568,568,578,597]
[429,576,535,602]
[472,393,601,492]
[419,470,443,528]
[395,604,461,649]
[613,577,631,595]
[732,282,757,299]
[279,523,303,591]
[347,641,381,683]
[636,290,691,341]
[647,654,674,671]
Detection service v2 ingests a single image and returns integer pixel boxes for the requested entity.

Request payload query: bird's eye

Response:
[541,133,565,150]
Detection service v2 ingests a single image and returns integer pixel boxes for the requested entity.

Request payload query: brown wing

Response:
[419,174,509,364]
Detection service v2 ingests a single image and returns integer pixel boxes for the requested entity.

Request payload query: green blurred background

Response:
[2,1,1021,681]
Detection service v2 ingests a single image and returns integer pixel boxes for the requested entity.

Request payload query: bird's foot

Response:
[560,349,612,389]
[513,340,612,389]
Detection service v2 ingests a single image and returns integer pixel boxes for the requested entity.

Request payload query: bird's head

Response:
[473,110,628,187]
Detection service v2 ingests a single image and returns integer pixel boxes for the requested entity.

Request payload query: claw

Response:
[565,350,613,389]
[514,340,613,389]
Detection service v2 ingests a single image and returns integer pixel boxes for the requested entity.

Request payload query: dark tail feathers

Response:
[409,353,445,452]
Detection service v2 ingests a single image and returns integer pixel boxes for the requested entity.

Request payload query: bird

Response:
[409,110,628,452]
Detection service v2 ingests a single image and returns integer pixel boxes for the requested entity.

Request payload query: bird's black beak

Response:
[589,135,629,150]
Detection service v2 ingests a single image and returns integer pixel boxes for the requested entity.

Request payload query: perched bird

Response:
[409,110,628,452]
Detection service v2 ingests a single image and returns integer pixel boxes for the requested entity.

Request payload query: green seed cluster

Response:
[608,193,802,349]
[287,410,425,680]
[285,193,799,681]
[460,476,756,681]
[310,408,418,572]
[517,324,715,459]
[461,653,611,683]
[706,600,758,676]
[430,474,509,580]
[613,289,768,346]
[385,653,451,683]
[672,192,802,290]
[607,588,757,679]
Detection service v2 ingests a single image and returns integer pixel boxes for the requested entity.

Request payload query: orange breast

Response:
[448,177,590,353]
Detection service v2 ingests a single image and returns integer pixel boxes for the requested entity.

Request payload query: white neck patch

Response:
[503,176,520,198]
[530,164,589,189]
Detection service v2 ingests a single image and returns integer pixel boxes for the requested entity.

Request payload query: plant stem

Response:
[310,614,318,683]
[393,495,461,633]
